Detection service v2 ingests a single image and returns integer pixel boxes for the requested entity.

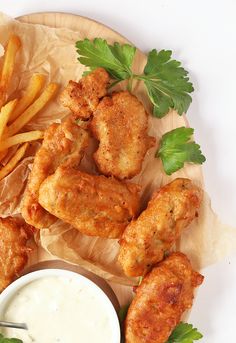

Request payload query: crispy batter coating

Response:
[118,178,203,277]
[60,68,110,119]
[0,217,33,292]
[21,118,89,229]
[90,91,156,179]
[38,166,141,238]
[125,252,204,343]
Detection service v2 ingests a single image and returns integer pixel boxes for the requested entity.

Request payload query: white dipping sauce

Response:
[2,276,115,343]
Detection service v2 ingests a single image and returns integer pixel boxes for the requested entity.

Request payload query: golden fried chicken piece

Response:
[125,252,204,343]
[118,178,202,277]
[21,118,89,229]
[90,91,156,179]
[38,166,140,238]
[0,217,33,292]
[60,68,110,119]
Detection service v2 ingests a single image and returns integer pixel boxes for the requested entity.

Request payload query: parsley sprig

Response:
[166,322,203,343]
[76,38,193,118]
[76,38,135,81]
[0,333,23,343]
[157,127,206,175]
[142,49,193,117]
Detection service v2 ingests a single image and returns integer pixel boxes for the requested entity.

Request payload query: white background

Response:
[1,0,236,341]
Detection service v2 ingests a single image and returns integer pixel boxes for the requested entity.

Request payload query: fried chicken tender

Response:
[0,217,33,292]
[38,166,140,238]
[118,178,203,277]
[60,68,110,119]
[21,118,89,229]
[125,252,204,343]
[90,91,156,179]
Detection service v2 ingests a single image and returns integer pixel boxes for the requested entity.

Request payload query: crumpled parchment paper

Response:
[0,12,235,295]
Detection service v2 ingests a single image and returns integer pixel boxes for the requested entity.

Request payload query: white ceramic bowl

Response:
[0,269,121,342]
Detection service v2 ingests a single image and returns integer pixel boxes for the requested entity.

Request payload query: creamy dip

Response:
[1,275,116,343]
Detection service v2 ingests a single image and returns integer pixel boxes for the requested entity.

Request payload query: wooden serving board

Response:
[17,11,139,50]
[18,12,128,40]
[17,11,142,307]
[15,12,204,308]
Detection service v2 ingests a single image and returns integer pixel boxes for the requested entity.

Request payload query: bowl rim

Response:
[0,268,121,342]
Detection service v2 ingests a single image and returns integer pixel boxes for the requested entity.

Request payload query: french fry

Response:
[0,130,44,152]
[0,142,28,181]
[0,99,18,140]
[0,149,8,162]
[9,74,46,123]
[6,83,58,137]
[0,35,21,108]
[0,99,18,160]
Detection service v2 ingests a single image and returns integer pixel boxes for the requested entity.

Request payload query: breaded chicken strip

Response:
[125,252,204,343]
[91,91,156,179]
[118,178,202,277]
[60,68,110,119]
[21,118,89,229]
[0,217,33,292]
[38,166,140,238]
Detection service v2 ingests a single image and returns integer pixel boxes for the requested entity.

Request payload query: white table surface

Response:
[1,0,236,341]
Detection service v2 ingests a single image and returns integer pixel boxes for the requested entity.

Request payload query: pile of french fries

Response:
[0,35,58,181]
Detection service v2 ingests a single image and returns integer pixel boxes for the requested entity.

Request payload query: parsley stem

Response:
[133,74,161,82]
[133,74,148,81]
[127,76,133,92]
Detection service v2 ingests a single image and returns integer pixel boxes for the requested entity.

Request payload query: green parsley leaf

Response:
[76,38,135,80]
[166,322,203,343]
[157,127,206,175]
[0,333,23,343]
[143,49,194,118]
[109,43,136,72]
[75,39,194,118]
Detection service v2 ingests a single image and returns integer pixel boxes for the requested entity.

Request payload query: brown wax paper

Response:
[0,12,236,298]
